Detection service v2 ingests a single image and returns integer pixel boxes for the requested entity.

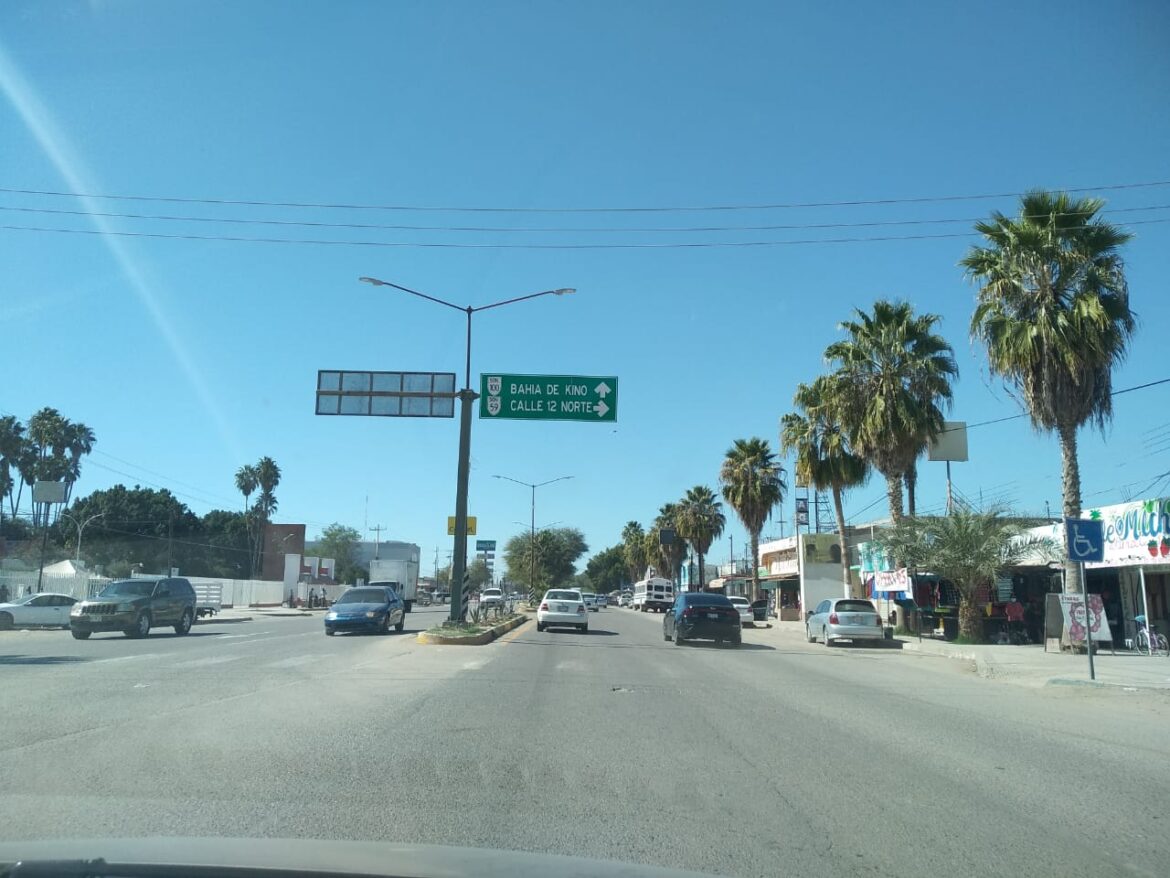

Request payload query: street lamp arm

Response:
[473,288,576,313]
[535,475,574,488]
[359,276,465,313]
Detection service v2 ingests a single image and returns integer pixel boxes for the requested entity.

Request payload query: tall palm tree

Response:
[252,457,282,574]
[647,503,688,582]
[781,376,869,596]
[675,486,726,592]
[824,300,957,526]
[962,190,1135,593]
[59,421,95,507]
[0,416,25,525]
[719,437,786,601]
[235,465,259,577]
[26,408,66,526]
[620,520,647,583]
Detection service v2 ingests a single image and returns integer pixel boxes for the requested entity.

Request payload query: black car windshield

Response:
[99,581,156,598]
[336,589,389,604]
[685,595,733,607]
[837,601,877,613]
[546,591,579,601]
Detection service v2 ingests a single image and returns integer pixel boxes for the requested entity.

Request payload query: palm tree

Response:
[675,486,726,592]
[252,457,282,574]
[719,438,786,601]
[620,520,647,583]
[647,503,688,582]
[962,190,1135,593]
[59,421,95,507]
[0,416,25,525]
[879,506,1056,642]
[824,300,957,526]
[781,377,869,596]
[26,408,66,526]
[235,465,259,576]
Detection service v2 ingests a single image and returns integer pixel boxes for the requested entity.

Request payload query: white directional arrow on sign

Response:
[596,400,610,418]
[595,381,612,399]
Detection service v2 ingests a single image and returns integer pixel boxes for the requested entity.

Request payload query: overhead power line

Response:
[4,217,1169,250]
[1,178,1167,213]
[0,202,1166,234]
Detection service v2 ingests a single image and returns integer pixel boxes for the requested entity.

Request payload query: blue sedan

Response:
[325,586,406,636]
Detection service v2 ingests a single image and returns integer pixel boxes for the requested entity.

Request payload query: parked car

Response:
[0,592,78,629]
[805,598,884,646]
[664,593,741,647]
[325,585,405,636]
[618,593,631,608]
[579,591,600,612]
[479,587,505,609]
[536,589,588,633]
[727,595,754,627]
[70,577,196,640]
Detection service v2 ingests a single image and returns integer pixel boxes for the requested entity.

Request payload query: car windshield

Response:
[3,6,1163,877]
[684,595,733,607]
[98,581,157,598]
[336,589,388,604]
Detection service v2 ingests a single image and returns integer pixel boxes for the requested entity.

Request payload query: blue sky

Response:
[2,0,1168,576]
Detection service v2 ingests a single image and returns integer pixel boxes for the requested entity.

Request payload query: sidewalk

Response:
[742,618,1170,690]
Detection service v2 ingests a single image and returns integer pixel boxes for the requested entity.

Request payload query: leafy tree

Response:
[675,486,725,591]
[781,378,869,596]
[824,299,957,525]
[720,437,786,600]
[585,544,627,593]
[878,506,1056,642]
[962,190,1134,592]
[504,527,588,599]
[66,486,201,575]
[435,565,451,588]
[467,558,493,589]
[317,523,363,583]
[620,520,647,582]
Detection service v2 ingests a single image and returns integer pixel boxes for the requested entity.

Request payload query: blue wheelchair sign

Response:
[1065,518,1105,563]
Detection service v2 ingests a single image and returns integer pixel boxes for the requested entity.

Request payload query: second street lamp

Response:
[360,277,575,623]
[494,474,573,596]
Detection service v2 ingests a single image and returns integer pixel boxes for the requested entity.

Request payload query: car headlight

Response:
[365,610,379,619]
[325,612,338,621]
[117,602,137,612]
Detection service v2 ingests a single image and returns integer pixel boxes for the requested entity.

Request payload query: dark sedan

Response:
[325,586,405,636]
[664,593,741,647]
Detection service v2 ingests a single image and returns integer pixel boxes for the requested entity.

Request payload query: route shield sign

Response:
[479,374,618,422]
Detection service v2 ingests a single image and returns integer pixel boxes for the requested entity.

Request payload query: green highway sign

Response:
[480,373,618,422]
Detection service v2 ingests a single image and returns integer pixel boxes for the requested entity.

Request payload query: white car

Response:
[480,587,505,609]
[579,591,600,612]
[537,589,588,633]
[0,592,79,629]
[727,596,754,627]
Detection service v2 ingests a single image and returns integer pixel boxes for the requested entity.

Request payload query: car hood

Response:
[0,838,716,878]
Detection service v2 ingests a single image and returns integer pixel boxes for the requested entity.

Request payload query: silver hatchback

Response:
[806,598,884,646]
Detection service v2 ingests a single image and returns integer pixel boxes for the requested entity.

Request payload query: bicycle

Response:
[1133,616,1169,656]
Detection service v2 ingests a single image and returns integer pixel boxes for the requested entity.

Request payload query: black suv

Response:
[70,577,197,640]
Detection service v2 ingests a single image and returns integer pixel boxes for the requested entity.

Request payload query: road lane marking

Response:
[172,655,243,668]
[265,655,323,669]
[89,653,161,664]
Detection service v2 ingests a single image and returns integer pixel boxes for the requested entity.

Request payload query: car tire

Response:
[664,628,671,641]
[731,639,742,648]
[823,628,832,647]
[579,624,588,633]
[537,621,545,632]
[0,612,12,630]
[173,609,193,636]
[806,625,816,643]
[71,629,91,640]
[395,615,405,632]
[379,614,392,635]
[675,630,684,646]
[126,612,151,639]
[326,628,336,636]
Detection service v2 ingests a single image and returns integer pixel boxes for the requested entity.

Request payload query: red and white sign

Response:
[872,568,910,593]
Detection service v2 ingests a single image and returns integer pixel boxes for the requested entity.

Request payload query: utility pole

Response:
[369,524,385,560]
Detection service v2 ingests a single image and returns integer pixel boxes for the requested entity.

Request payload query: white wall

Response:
[800,562,848,614]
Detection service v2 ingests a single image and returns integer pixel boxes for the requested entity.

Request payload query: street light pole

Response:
[361,277,575,624]
[494,475,573,596]
[59,511,104,563]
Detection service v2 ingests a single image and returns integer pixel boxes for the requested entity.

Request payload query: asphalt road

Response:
[3,605,1170,877]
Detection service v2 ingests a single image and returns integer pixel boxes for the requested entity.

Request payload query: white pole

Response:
[1139,566,1152,658]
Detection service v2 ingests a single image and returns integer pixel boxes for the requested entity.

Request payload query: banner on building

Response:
[872,568,910,593]
[1084,498,1170,569]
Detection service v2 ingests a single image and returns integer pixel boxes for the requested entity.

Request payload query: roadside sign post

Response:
[1064,517,1105,680]
[480,374,618,422]
[32,480,66,594]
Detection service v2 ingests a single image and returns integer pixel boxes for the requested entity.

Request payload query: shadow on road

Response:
[675,640,776,651]
[0,654,89,665]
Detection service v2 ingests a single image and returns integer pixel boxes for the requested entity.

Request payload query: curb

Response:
[417,614,529,646]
